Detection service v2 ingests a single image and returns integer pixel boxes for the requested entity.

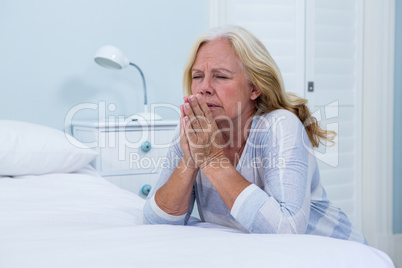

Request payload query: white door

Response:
[306,0,363,228]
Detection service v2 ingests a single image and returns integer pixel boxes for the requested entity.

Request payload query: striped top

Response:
[143,109,367,244]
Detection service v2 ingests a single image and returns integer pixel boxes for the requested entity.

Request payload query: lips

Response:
[206,102,220,108]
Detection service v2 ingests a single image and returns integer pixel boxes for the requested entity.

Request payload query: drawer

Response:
[99,129,176,175]
[105,173,160,198]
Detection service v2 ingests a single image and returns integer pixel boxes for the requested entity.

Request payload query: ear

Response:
[250,85,261,101]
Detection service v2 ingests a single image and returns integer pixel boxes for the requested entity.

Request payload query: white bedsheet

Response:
[0,167,394,268]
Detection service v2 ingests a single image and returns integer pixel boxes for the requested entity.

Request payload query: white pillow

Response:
[0,120,98,176]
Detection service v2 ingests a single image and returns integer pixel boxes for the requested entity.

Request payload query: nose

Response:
[197,76,214,96]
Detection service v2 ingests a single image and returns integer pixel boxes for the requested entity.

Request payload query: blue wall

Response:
[0,0,208,130]
[394,0,402,234]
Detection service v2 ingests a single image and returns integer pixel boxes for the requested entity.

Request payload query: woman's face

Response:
[191,39,260,126]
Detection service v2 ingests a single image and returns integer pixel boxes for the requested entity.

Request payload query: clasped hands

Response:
[179,94,227,170]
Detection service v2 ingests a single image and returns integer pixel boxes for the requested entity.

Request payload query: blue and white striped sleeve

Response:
[143,127,195,225]
[231,111,312,234]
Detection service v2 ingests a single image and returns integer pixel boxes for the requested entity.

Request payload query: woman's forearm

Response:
[201,157,251,211]
[154,159,199,216]
[201,157,310,234]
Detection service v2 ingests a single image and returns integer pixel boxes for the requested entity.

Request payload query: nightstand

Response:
[71,120,178,198]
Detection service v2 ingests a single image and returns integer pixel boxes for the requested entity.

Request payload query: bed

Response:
[0,120,394,267]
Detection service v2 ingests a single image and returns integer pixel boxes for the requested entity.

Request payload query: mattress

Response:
[0,166,394,268]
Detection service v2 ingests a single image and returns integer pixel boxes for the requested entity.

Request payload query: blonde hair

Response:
[183,25,336,147]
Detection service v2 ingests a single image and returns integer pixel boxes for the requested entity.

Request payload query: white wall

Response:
[0,0,209,130]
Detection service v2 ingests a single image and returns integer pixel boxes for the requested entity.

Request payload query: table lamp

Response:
[94,45,162,121]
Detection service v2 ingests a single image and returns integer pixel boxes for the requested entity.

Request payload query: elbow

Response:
[246,210,308,234]
[154,194,189,216]
[277,219,308,234]
[142,194,187,226]
[276,210,309,234]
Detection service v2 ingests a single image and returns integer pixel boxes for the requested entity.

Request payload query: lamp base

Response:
[128,112,163,121]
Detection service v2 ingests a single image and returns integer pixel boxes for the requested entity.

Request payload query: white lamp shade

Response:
[94,45,129,70]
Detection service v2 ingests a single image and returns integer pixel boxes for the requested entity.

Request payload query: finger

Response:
[196,94,214,124]
[193,94,212,130]
[195,95,221,147]
[180,117,186,139]
[184,102,203,134]
[188,95,205,117]
[180,104,185,118]
[183,115,197,145]
[180,117,192,148]
[180,117,192,155]
[187,95,209,131]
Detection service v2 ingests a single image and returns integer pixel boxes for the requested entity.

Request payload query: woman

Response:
[143,25,366,244]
